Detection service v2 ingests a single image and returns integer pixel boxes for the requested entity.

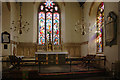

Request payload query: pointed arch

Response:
[96,2,104,52]
[37,0,61,45]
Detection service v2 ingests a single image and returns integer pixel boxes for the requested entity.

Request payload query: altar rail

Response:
[15,42,88,57]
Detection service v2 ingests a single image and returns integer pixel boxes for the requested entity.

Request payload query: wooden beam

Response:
[6,2,10,11]
[89,2,95,16]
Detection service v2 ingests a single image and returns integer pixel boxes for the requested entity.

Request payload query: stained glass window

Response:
[96,2,104,52]
[38,0,60,45]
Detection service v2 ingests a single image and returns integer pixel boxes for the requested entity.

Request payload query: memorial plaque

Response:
[1,31,10,43]
[105,11,117,47]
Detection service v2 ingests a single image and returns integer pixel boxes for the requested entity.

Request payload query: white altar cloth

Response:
[35,51,68,54]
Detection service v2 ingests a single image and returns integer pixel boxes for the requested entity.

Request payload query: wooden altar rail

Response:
[2,55,106,72]
[15,41,88,57]
[66,55,106,71]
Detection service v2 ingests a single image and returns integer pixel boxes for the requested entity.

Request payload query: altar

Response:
[35,51,68,65]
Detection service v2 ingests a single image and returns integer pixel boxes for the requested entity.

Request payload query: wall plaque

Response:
[105,11,117,47]
[1,31,10,43]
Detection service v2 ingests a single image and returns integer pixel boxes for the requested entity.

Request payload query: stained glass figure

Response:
[46,12,52,42]
[39,12,45,45]
[38,0,60,45]
[53,12,59,45]
[97,2,104,52]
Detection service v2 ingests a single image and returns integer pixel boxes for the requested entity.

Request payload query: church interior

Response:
[0,0,120,80]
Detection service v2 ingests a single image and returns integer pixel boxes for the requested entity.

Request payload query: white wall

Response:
[104,2,119,70]
[10,3,20,55]
[2,3,10,33]
[80,2,92,56]
[18,2,34,42]
[10,2,19,42]
[33,2,38,43]
[65,2,82,43]
[0,1,2,79]
[87,2,100,54]
[2,3,10,56]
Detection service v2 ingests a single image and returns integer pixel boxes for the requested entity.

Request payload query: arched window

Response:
[96,2,104,52]
[38,0,60,45]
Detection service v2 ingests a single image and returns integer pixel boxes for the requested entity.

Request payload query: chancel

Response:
[36,32,68,65]
[1,0,120,80]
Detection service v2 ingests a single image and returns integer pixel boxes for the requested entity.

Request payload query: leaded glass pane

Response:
[46,12,52,42]
[41,5,44,10]
[39,12,45,45]
[55,6,58,11]
[53,12,59,45]
[44,0,54,9]
[97,2,104,52]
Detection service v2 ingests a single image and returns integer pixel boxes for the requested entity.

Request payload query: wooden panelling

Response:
[16,42,37,57]
[75,47,80,57]
[15,41,88,57]
[64,44,81,57]
[17,47,23,56]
